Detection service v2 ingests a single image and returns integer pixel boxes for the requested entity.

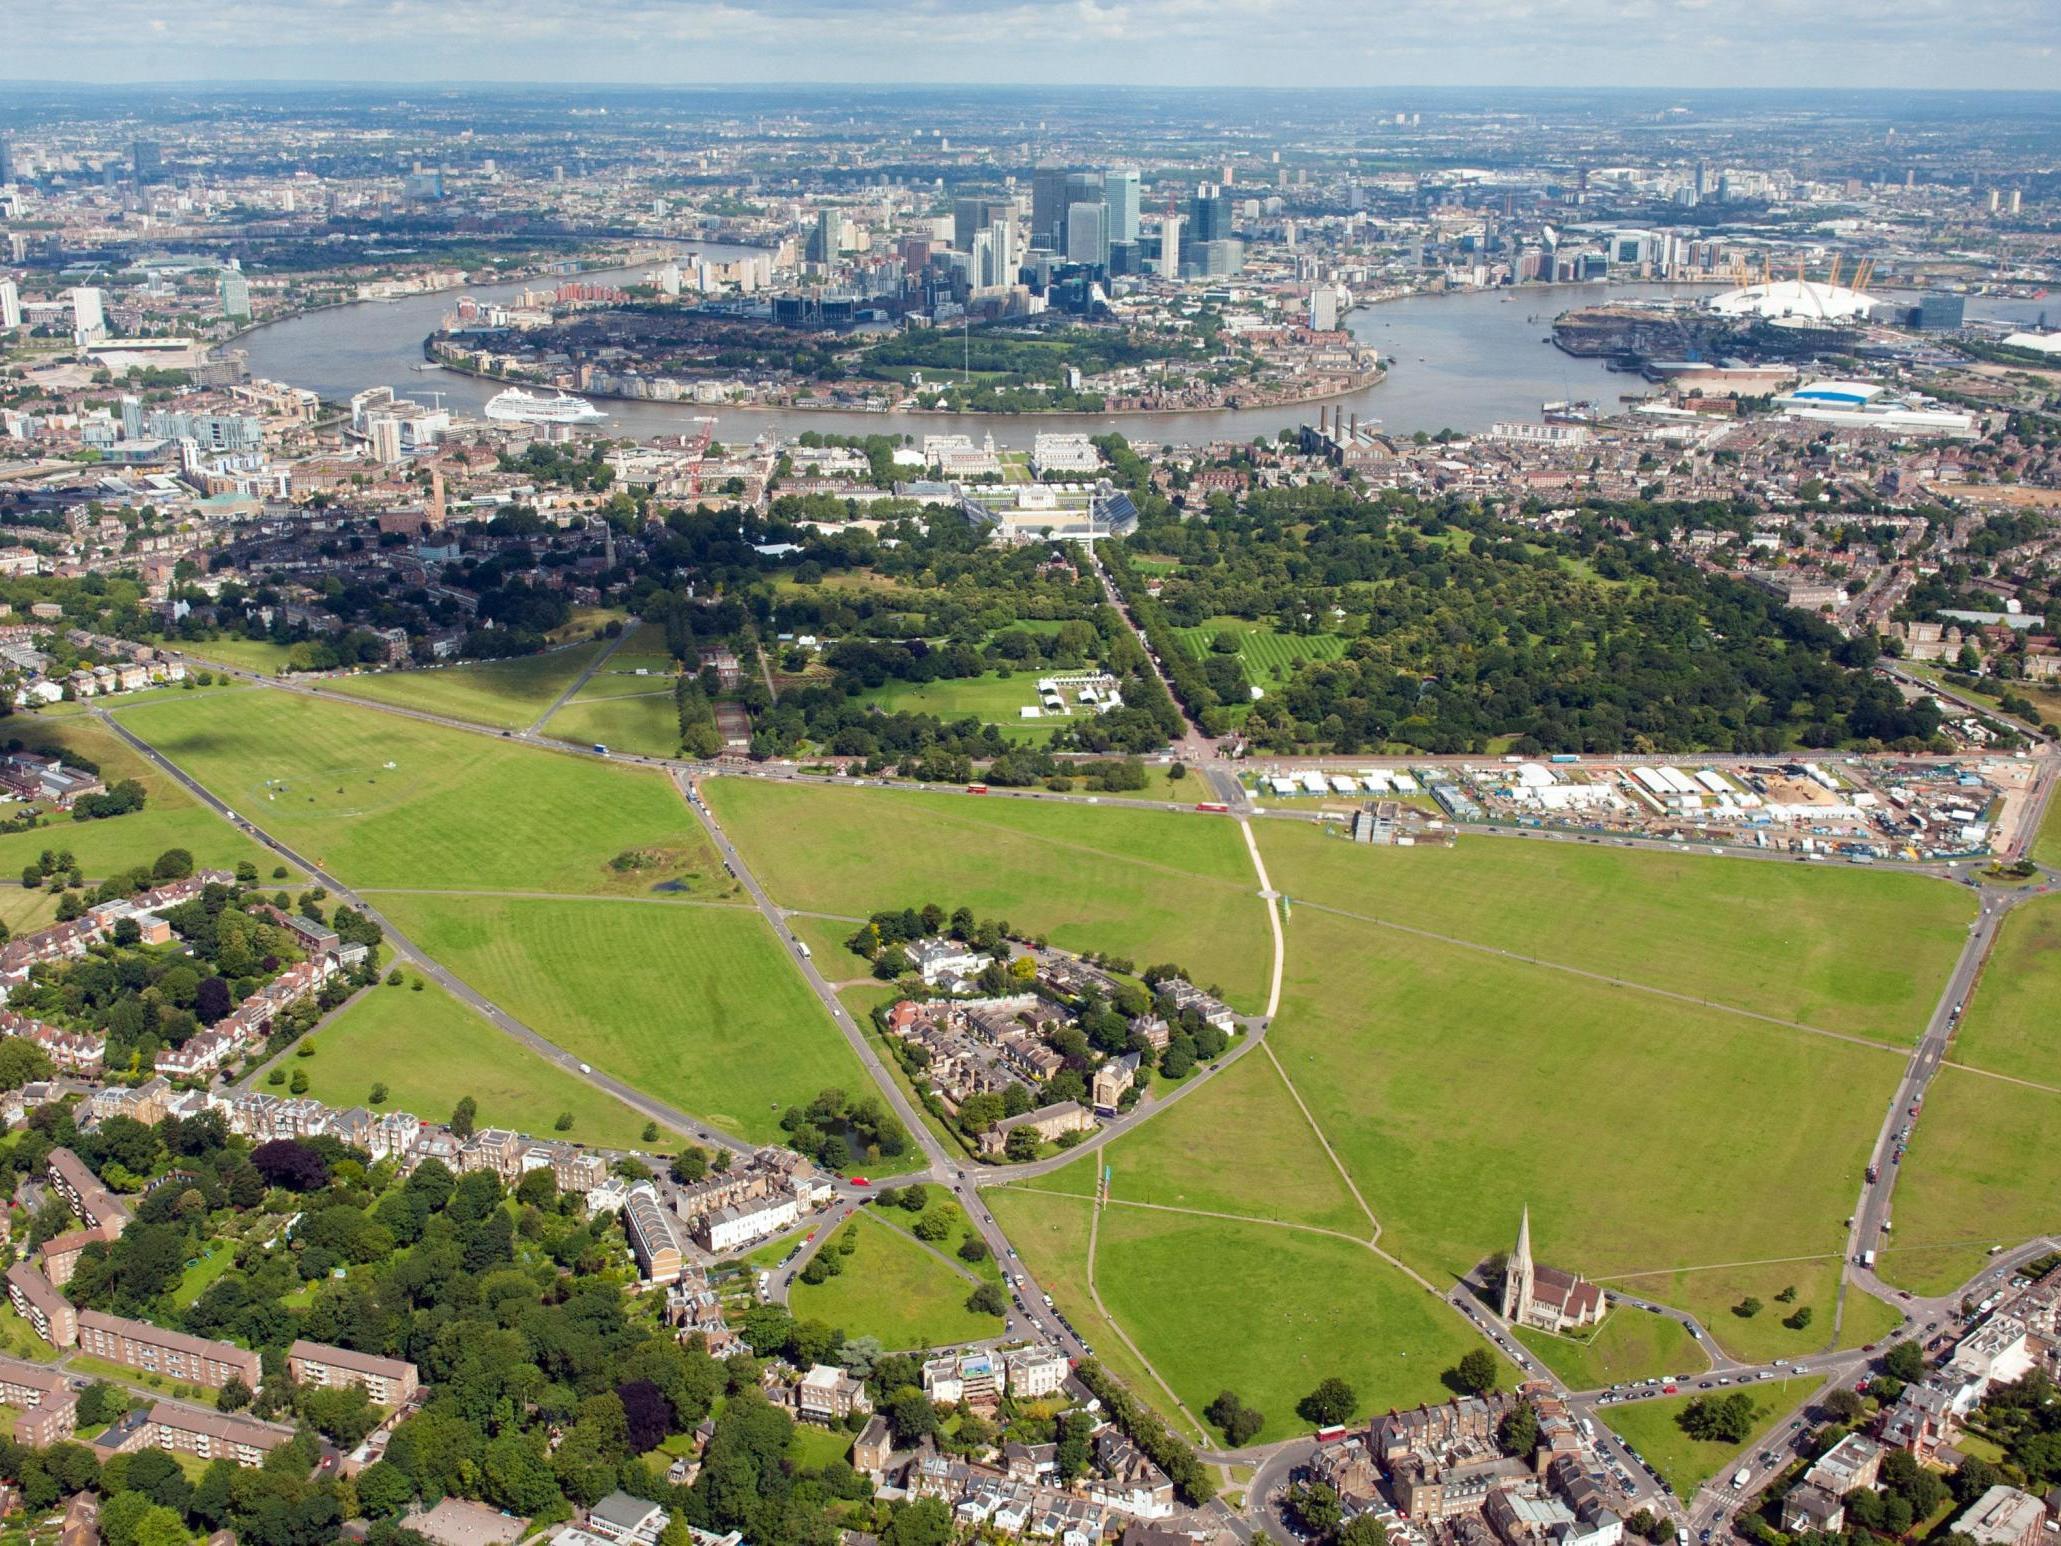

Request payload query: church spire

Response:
[1515,1205,1532,1270]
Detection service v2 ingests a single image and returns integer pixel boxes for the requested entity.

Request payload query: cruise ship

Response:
[484,387,607,425]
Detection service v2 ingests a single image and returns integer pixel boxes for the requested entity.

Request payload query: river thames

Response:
[238,254,2055,449]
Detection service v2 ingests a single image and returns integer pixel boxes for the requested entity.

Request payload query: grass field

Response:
[1033,1053,1369,1235]
[703,778,1273,1011]
[864,1188,1005,1283]
[1173,618,1348,686]
[114,690,728,897]
[786,1211,1002,1351]
[1594,1261,1855,1365]
[787,915,872,979]
[2037,786,2061,869]
[1090,1204,1498,1444]
[983,1184,1213,1441]
[542,692,682,760]
[370,893,874,1144]
[0,710,298,884]
[849,671,1078,743]
[1258,822,1972,1043]
[294,974,667,1150]
[1599,1377,1819,1499]
[1267,906,1901,1357]
[1512,1311,1709,1390]
[0,885,59,936]
[1948,894,2061,1085]
[175,637,300,674]
[323,641,608,730]
[1876,1066,2061,1295]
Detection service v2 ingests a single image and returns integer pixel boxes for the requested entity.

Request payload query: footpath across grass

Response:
[1599,1376,1818,1499]
[1258,820,1973,1044]
[293,973,668,1151]
[372,892,875,1145]
[114,689,726,896]
[785,1210,1001,1352]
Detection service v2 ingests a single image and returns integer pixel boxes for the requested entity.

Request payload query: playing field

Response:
[1512,1311,1708,1390]
[175,637,300,674]
[113,690,727,896]
[293,974,666,1151]
[1875,1066,2061,1295]
[703,778,1273,1011]
[0,709,298,883]
[323,641,609,730]
[542,692,682,760]
[1948,893,2061,1085]
[1031,1052,1370,1235]
[786,1211,1002,1352]
[1173,618,1348,685]
[1267,906,1901,1357]
[1089,1204,1497,1444]
[1599,1377,1819,1499]
[1591,1260,1855,1366]
[850,671,1069,742]
[1257,822,1972,1043]
[369,892,874,1143]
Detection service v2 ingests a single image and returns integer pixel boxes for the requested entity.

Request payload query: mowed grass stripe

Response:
[113,690,732,897]
[704,778,1273,1010]
[372,892,874,1144]
[1257,820,1972,1042]
[1268,907,1898,1343]
[294,974,667,1151]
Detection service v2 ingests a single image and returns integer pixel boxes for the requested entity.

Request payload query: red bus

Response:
[966,784,989,795]
[1194,802,1230,814]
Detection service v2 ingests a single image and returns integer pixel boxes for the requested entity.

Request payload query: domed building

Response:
[1708,279,1879,324]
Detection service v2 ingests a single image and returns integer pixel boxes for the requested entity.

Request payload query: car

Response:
[1697,1381,1712,1389]
[1862,1344,1876,1352]
[848,1176,869,1187]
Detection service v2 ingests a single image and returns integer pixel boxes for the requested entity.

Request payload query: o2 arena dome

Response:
[1707,279,1879,324]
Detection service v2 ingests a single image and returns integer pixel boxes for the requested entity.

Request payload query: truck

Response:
[796,941,812,959]
[1733,1468,1752,1490]
[1862,1248,1877,1268]
[592,744,609,757]
[1550,754,1581,764]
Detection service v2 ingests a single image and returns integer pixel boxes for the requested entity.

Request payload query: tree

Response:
[966,1282,1007,1316]
[1300,1376,1357,1427]
[1004,1127,1040,1162]
[1679,1392,1756,1444]
[1339,1516,1390,1546]
[885,1390,939,1446]
[450,1095,478,1139]
[1500,1400,1540,1458]
[1283,1481,1342,1537]
[1205,1391,1263,1447]
[913,1207,953,1243]
[1883,1340,1926,1382]
[617,1379,672,1453]
[883,1498,953,1546]
[1824,1387,1865,1424]
[1453,1348,1499,1396]
[218,1375,253,1412]
[956,1236,990,1265]
[1783,1306,1813,1330]
[1734,1297,1764,1319]
[250,1138,329,1191]
[355,1458,415,1518]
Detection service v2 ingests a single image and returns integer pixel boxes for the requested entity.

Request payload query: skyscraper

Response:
[1065,201,1108,270]
[131,140,163,183]
[0,279,19,332]
[953,197,1014,255]
[1188,191,1232,246]
[218,272,251,320]
[0,135,12,188]
[1157,215,1183,277]
[71,286,105,343]
[1030,165,1070,252]
[1105,167,1141,244]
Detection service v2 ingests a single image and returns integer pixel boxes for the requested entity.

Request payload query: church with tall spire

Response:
[1500,1207,1606,1333]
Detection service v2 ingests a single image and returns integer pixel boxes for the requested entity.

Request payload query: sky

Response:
[9,0,2061,90]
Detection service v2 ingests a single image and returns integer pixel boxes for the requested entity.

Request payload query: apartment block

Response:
[6,1264,77,1347]
[144,1401,297,1468]
[0,1352,77,1446]
[286,1339,419,1405]
[77,1311,260,1389]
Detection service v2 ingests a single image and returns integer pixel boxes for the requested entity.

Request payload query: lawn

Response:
[323,641,609,730]
[1599,1377,1819,1499]
[2038,785,2061,869]
[786,1211,1001,1352]
[171,1244,239,1310]
[850,671,1076,743]
[371,893,875,1144]
[982,1184,1205,1441]
[789,1423,854,1469]
[542,692,682,760]
[293,974,668,1150]
[114,690,729,896]
[1595,1260,1857,1366]
[787,915,873,980]
[1512,1311,1709,1391]
[703,778,1273,1012]
[174,637,300,674]
[0,886,58,936]
[865,1187,1004,1284]
[1875,1066,2061,1296]
[1257,821,1972,1044]
[0,710,299,884]
[1090,1204,1499,1445]
[1030,1052,1369,1235]
[1267,906,1902,1359]
[1948,893,2061,1085]
[1173,618,1348,687]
